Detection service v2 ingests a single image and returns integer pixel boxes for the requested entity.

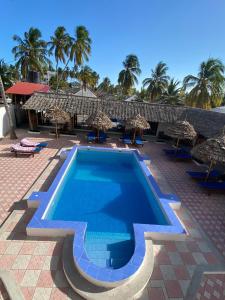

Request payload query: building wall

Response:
[75,88,97,98]
[0,105,16,138]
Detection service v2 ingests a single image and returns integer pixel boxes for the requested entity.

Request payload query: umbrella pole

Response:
[205,160,213,181]
[175,138,180,153]
[55,122,58,139]
[97,129,99,142]
[133,129,136,144]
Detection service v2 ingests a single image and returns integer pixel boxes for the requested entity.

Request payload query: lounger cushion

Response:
[11,144,41,153]
[20,138,47,147]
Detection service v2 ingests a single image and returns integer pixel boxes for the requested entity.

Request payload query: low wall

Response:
[0,105,16,138]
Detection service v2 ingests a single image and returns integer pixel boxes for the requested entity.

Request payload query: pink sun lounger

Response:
[11,143,42,157]
[20,138,48,148]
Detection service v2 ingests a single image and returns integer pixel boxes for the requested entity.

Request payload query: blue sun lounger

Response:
[87,132,96,142]
[198,181,225,190]
[123,138,132,145]
[166,151,192,160]
[163,148,187,155]
[187,170,221,180]
[87,131,107,143]
[135,136,144,147]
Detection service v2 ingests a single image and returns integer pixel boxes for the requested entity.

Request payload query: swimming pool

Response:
[45,149,168,269]
[27,146,186,286]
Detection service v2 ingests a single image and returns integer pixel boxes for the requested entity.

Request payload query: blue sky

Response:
[1,0,225,88]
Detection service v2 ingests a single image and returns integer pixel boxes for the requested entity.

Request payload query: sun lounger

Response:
[87,132,96,142]
[20,138,48,148]
[135,137,144,147]
[11,144,42,157]
[186,170,221,180]
[123,138,132,145]
[166,151,192,160]
[198,181,225,190]
[163,148,187,155]
[87,131,107,143]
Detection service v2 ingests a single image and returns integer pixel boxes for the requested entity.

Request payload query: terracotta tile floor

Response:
[0,130,224,300]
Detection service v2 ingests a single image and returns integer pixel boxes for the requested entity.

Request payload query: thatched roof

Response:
[191,134,225,164]
[86,111,113,130]
[126,114,150,130]
[164,121,197,140]
[46,106,71,124]
[23,92,225,138]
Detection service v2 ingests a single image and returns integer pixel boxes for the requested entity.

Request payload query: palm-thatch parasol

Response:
[125,114,150,142]
[46,106,71,139]
[191,134,225,180]
[164,121,197,149]
[86,111,113,141]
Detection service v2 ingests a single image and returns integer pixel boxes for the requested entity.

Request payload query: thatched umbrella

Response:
[46,106,71,139]
[126,114,150,142]
[164,121,197,149]
[191,134,225,180]
[86,111,113,141]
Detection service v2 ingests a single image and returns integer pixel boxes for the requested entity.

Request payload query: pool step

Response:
[63,236,154,300]
[87,248,133,259]
[85,235,134,269]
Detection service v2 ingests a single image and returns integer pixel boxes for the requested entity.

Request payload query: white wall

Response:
[0,105,16,138]
[75,88,97,98]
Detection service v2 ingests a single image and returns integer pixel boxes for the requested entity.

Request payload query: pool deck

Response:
[0,129,225,300]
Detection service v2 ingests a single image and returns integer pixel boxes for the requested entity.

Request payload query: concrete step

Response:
[63,236,154,300]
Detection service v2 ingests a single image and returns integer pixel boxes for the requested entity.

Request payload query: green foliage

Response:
[183,58,225,109]
[118,54,141,95]
[70,26,91,66]
[159,79,184,105]
[12,27,51,79]
[97,77,112,93]
[75,66,99,89]
[0,59,19,88]
[143,61,169,102]
[48,26,71,66]
[49,75,69,90]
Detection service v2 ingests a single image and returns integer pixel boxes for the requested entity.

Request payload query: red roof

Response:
[6,82,50,95]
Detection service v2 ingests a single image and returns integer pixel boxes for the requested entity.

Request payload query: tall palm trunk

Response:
[56,60,59,90]
[0,76,17,139]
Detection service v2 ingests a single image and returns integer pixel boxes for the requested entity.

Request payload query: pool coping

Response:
[26,146,186,287]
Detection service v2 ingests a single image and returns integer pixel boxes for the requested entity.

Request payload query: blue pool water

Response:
[46,149,168,269]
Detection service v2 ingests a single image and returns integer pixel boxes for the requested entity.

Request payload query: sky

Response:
[1,0,225,89]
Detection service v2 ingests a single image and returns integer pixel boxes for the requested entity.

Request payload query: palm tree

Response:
[118,55,141,95]
[48,26,71,86]
[0,59,19,88]
[56,26,91,90]
[160,79,184,105]
[143,61,169,102]
[70,26,91,66]
[12,27,50,79]
[183,58,225,109]
[0,76,17,139]
[97,77,112,93]
[75,66,99,90]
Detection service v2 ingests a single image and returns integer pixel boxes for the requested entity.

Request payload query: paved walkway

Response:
[0,130,224,300]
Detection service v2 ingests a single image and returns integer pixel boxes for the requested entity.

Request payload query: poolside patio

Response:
[0,129,225,300]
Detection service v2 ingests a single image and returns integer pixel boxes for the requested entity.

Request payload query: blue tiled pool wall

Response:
[27,146,186,284]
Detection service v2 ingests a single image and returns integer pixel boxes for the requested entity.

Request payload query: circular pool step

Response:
[63,236,154,300]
